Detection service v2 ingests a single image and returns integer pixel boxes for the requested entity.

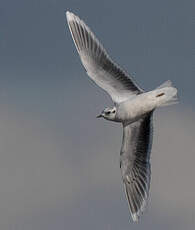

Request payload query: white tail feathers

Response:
[159,93,178,107]
[156,80,173,89]
[156,81,179,107]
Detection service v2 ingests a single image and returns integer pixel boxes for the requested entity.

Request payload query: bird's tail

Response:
[156,80,179,107]
[156,80,173,89]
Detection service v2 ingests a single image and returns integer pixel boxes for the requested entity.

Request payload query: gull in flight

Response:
[66,11,178,222]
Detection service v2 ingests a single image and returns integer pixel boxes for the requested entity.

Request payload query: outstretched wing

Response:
[120,112,153,221]
[66,11,143,104]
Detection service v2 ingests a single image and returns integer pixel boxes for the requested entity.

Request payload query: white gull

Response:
[66,11,178,222]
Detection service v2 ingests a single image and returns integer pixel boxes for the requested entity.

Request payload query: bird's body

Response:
[66,11,178,222]
[116,86,177,124]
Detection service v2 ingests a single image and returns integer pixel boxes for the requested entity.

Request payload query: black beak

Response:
[96,114,102,118]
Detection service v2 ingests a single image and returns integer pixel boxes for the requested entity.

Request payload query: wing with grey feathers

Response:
[66,11,143,104]
[120,112,153,221]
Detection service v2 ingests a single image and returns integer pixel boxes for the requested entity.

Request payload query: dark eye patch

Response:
[105,111,111,115]
[112,110,116,113]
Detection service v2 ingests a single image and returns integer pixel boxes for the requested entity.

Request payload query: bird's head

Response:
[96,107,117,121]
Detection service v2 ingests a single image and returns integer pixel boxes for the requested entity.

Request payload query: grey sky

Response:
[0,0,194,229]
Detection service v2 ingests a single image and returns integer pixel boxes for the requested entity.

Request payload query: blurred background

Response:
[0,0,194,229]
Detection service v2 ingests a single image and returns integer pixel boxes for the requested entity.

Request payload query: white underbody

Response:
[116,86,177,124]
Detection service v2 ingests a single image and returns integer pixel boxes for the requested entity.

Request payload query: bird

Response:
[66,11,178,222]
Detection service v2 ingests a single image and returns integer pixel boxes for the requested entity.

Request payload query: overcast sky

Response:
[0,0,195,229]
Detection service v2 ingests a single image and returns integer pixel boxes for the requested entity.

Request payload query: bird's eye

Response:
[106,111,111,115]
[112,110,116,113]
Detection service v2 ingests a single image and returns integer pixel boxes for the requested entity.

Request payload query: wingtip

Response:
[130,195,149,222]
[66,11,74,21]
[132,213,139,222]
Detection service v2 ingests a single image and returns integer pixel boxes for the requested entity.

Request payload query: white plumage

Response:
[66,11,178,222]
